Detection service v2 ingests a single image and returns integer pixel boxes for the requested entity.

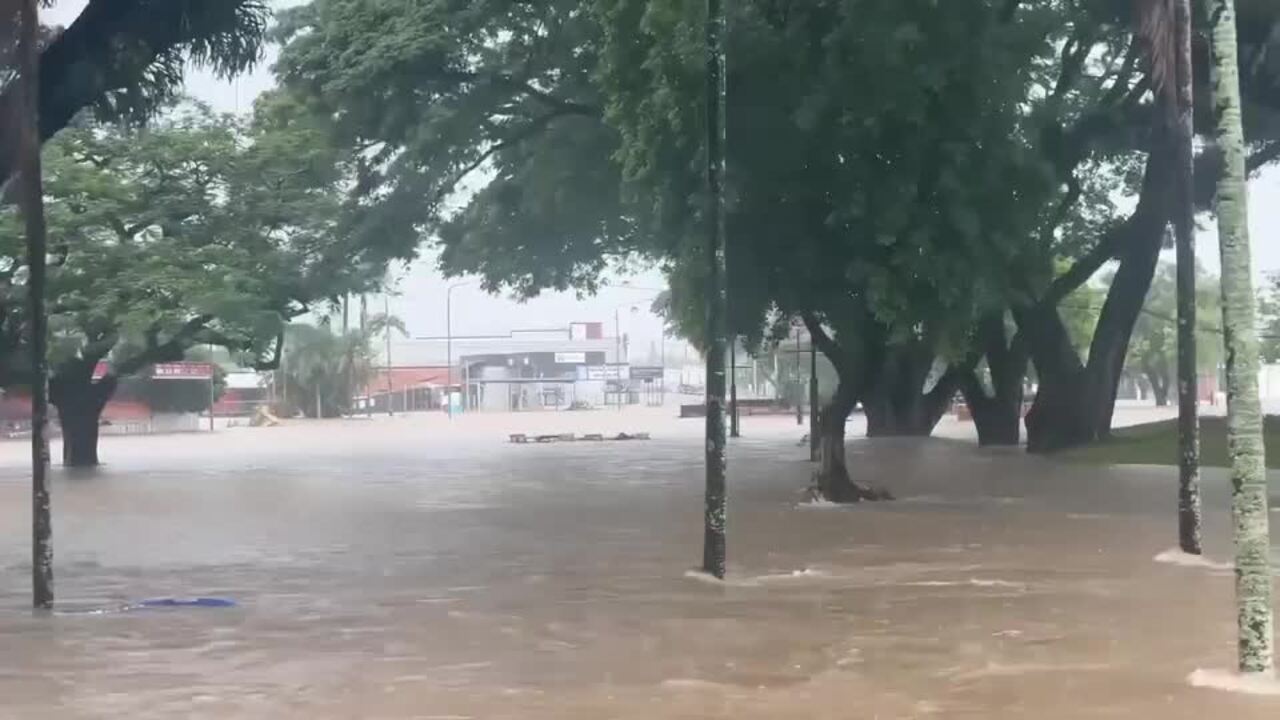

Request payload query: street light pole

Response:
[729,339,740,437]
[701,0,728,580]
[809,337,819,462]
[18,0,53,609]
[446,281,475,419]
[795,329,803,426]
[384,295,393,416]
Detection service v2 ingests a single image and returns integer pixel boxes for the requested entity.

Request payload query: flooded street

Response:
[0,410,1277,718]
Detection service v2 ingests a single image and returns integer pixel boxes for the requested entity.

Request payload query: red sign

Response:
[91,361,214,380]
[150,362,214,380]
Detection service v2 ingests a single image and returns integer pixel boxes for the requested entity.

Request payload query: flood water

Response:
[0,409,1277,718]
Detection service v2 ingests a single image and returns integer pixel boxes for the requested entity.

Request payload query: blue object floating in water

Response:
[137,597,237,609]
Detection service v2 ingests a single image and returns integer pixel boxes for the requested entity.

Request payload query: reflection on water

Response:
[0,413,1275,718]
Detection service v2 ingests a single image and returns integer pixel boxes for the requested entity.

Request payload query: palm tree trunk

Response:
[1173,0,1202,555]
[1209,0,1273,676]
[701,0,728,579]
[17,0,54,610]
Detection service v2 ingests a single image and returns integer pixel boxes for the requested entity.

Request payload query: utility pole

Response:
[729,340,740,437]
[18,0,53,609]
[615,307,623,412]
[809,338,819,462]
[701,0,728,580]
[384,295,393,416]
[1171,0,1201,556]
[795,329,803,426]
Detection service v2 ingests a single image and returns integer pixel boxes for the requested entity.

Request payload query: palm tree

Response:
[1207,0,1273,676]
[282,315,404,419]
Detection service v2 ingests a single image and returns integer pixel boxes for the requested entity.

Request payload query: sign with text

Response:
[150,362,215,380]
[554,352,587,364]
[584,365,629,381]
[630,366,664,381]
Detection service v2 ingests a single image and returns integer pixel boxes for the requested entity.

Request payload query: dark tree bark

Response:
[1144,365,1171,407]
[49,367,115,468]
[958,315,1027,446]
[1020,131,1175,452]
[803,314,892,504]
[0,0,265,186]
[862,341,961,438]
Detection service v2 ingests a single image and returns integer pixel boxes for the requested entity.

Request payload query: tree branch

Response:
[110,313,214,378]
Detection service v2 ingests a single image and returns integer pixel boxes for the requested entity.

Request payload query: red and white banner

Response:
[91,361,215,380]
[151,362,214,380]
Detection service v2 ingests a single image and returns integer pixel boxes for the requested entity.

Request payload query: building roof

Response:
[390,335,618,366]
[361,366,450,397]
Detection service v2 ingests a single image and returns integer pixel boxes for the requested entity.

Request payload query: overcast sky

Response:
[40,1,1280,359]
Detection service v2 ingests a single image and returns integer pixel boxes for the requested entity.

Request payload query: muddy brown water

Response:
[0,411,1276,718]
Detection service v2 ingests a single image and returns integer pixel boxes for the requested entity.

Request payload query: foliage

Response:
[280,314,403,418]
[0,0,273,183]
[0,102,403,394]
[1257,273,1280,364]
[123,359,226,414]
[598,0,1067,358]
[272,0,625,297]
[1123,261,1221,397]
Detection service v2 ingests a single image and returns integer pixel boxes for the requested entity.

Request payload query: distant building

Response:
[380,321,670,411]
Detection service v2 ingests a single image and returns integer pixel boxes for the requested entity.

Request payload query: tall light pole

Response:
[702,0,728,580]
[729,339,740,437]
[795,328,803,426]
[615,306,624,411]
[384,295,393,416]
[18,0,53,609]
[446,280,476,419]
[809,336,819,462]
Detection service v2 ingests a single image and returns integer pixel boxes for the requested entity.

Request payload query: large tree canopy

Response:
[0,102,406,465]
[0,0,271,185]
[265,0,1280,459]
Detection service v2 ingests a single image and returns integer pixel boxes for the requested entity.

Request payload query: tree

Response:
[1123,262,1220,406]
[595,0,1060,485]
[0,103,403,466]
[1258,276,1280,363]
[0,0,270,185]
[1208,0,1273,677]
[122,349,226,415]
[279,314,402,419]
[1016,0,1280,452]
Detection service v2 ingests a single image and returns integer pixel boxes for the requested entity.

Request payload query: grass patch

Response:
[1063,415,1280,469]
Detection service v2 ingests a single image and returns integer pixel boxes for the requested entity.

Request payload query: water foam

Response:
[1188,668,1280,696]
[1153,548,1232,571]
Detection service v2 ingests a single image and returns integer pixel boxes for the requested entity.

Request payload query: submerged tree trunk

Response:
[957,314,1026,447]
[803,315,892,504]
[1145,367,1171,407]
[1172,0,1202,555]
[1209,0,1273,675]
[862,342,959,438]
[1022,129,1175,453]
[49,372,115,469]
[815,375,892,503]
